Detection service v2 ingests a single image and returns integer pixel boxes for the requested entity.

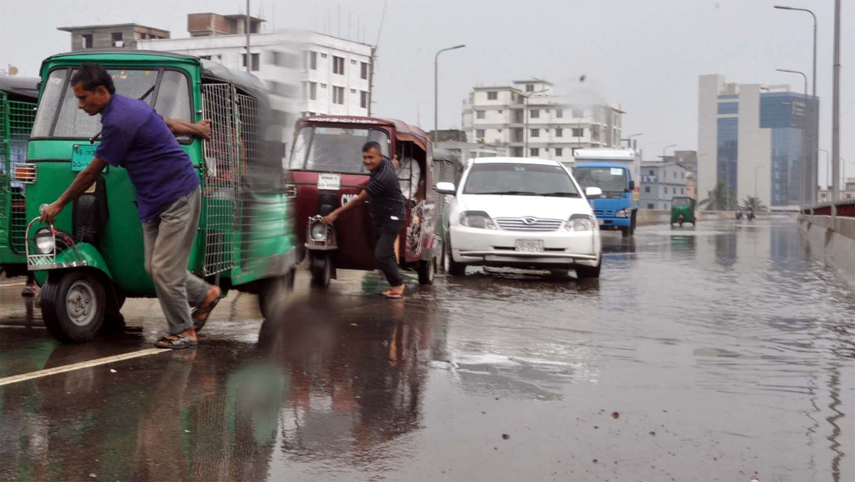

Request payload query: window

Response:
[648,203,655,209]
[308,82,317,100]
[530,147,539,156]
[512,147,523,157]
[487,91,498,100]
[351,59,357,65]
[81,34,93,49]
[556,109,563,118]
[682,172,685,179]
[681,188,685,194]
[526,84,534,92]
[572,108,583,117]
[476,110,485,119]
[320,83,327,89]
[498,110,503,114]
[673,171,677,179]
[476,129,485,138]
[645,186,651,193]
[320,53,328,58]
[556,128,563,137]
[199,55,212,61]
[530,109,539,119]
[290,126,389,173]
[513,110,524,123]
[111,32,123,47]
[309,51,318,70]
[332,56,345,75]
[572,128,584,137]
[531,129,540,138]
[242,53,260,71]
[333,86,345,104]
[463,162,579,196]
[350,88,356,93]
[664,187,668,194]
[361,62,369,79]
[649,169,654,175]
[360,91,369,108]
[718,102,739,115]
[555,148,563,157]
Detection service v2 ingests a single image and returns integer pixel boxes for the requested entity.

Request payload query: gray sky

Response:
[1,0,853,184]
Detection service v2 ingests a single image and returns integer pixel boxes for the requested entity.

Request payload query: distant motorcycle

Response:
[735,209,743,220]
[747,208,755,221]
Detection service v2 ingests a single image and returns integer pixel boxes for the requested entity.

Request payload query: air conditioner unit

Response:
[114,40,124,48]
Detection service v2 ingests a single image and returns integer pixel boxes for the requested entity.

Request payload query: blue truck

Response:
[572,157,639,237]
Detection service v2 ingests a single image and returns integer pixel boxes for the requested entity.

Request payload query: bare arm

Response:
[40,157,108,223]
[166,118,211,139]
[322,190,369,224]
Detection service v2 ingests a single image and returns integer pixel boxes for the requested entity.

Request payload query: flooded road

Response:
[1,218,853,481]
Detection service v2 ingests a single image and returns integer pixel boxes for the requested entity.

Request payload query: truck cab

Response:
[573,162,637,237]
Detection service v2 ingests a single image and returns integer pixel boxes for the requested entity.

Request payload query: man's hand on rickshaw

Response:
[40,202,63,224]
[166,118,212,140]
[322,212,339,225]
[194,119,212,139]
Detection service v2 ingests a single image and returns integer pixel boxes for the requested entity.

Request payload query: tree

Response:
[699,180,738,211]
[742,196,768,212]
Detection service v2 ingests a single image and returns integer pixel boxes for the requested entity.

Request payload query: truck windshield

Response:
[463,163,579,197]
[289,126,389,173]
[573,166,627,198]
[31,68,192,139]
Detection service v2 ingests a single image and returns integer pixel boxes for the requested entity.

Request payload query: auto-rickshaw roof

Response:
[0,76,39,100]
[300,115,431,152]
[39,49,265,98]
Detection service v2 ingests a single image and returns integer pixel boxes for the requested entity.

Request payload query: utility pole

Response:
[245,0,251,73]
[831,0,841,218]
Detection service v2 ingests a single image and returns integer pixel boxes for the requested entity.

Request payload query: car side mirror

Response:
[628,180,635,191]
[435,181,456,195]
[585,186,603,198]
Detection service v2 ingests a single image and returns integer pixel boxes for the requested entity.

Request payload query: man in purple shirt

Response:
[41,62,221,349]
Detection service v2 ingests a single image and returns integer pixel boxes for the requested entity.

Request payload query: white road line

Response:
[0,282,26,287]
[0,348,169,387]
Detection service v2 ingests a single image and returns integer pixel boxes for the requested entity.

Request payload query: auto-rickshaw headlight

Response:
[310,223,328,242]
[35,228,55,254]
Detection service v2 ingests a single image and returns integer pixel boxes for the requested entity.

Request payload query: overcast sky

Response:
[1,0,853,184]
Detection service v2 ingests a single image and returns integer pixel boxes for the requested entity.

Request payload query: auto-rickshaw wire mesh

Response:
[1,97,37,254]
[200,83,239,276]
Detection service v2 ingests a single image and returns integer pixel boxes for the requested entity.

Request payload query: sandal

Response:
[154,333,198,350]
[382,287,405,299]
[191,296,221,324]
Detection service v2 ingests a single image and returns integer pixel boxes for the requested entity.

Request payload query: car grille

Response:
[495,217,563,231]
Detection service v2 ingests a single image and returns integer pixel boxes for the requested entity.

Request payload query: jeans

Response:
[372,216,404,287]
[142,188,209,334]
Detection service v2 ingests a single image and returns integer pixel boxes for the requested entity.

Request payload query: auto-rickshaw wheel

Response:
[41,270,107,343]
[258,270,294,319]
[417,258,435,285]
[310,253,331,289]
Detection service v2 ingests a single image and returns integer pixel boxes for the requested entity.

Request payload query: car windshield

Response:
[463,162,579,196]
[289,126,390,173]
[672,197,692,207]
[573,166,627,198]
[31,68,191,139]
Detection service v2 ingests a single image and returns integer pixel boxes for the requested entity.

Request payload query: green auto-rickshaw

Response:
[13,50,295,342]
[670,196,696,227]
[0,77,38,278]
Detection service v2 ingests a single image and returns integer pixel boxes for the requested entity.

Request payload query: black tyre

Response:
[258,270,294,319]
[443,235,466,277]
[310,253,331,289]
[41,270,107,343]
[576,258,602,279]
[621,226,630,238]
[417,258,436,285]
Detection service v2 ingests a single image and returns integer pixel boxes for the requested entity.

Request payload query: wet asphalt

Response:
[0,218,853,482]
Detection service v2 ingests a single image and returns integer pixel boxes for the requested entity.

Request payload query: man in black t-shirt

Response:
[323,141,406,298]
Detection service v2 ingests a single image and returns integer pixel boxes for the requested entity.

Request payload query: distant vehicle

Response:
[670,196,696,227]
[437,157,602,279]
[571,148,640,238]
[736,208,743,220]
[746,207,755,221]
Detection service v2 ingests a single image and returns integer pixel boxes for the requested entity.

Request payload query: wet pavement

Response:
[1,218,853,481]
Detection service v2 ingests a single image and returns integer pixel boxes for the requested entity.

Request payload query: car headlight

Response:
[615,209,629,218]
[459,211,497,230]
[310,223,328,241]
[35,228,55,254]
[565,215,596,231]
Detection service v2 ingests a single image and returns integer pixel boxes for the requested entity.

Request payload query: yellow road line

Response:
[0,348,168,387]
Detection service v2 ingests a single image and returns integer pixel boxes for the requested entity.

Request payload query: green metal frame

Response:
[0,92,37,268]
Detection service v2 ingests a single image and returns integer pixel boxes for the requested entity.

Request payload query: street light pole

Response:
[777,69,808,212]
[434,44,465,144]
[622,133,643,149]
[662,144,676,160]
[774,6,818,205]
[819,148,831,189]
[831,0,841,218]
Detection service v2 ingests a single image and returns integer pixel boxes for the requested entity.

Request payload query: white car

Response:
[436,157,602,278]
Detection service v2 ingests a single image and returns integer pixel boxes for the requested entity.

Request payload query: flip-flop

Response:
[192,296,221,323]
[382,288,404,299]
[154,333,198,350]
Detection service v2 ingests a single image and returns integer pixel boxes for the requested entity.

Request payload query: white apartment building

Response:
[461,79,623,162]
[137,14,373,119]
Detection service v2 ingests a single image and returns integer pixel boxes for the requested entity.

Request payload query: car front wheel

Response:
[575,258,601,279]
[443,235,466,277]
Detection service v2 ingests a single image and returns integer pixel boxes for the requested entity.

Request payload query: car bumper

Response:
[450,226,600,267]
[597,217,630,228]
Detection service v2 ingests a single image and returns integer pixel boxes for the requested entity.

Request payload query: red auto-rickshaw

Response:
[288,115,440,288]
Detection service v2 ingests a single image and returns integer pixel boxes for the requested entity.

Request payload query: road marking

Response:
[0,282,26,287]
[0,348,168,387]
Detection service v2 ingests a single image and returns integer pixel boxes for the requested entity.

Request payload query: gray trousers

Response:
[142,188,209,334]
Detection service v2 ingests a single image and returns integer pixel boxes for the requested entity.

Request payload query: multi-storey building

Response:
[639,162,689,210]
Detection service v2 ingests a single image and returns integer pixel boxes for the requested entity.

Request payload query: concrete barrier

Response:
[798,215,855,281]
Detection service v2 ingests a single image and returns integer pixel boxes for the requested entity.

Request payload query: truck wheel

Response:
[41,270,106,343]
[575,258,601,279]
[258,270,294,319]
[621,226,630,238]
[310,253,331,289]
[443,235,466,277]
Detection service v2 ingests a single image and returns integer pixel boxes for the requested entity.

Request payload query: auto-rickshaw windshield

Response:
[289,126,390,173]
[672,197,692,207]
[31,68,192,139]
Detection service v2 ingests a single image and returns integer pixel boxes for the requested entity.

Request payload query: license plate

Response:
[317,173,341,191]
[515,239,544,253]
[71,144,107,172]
